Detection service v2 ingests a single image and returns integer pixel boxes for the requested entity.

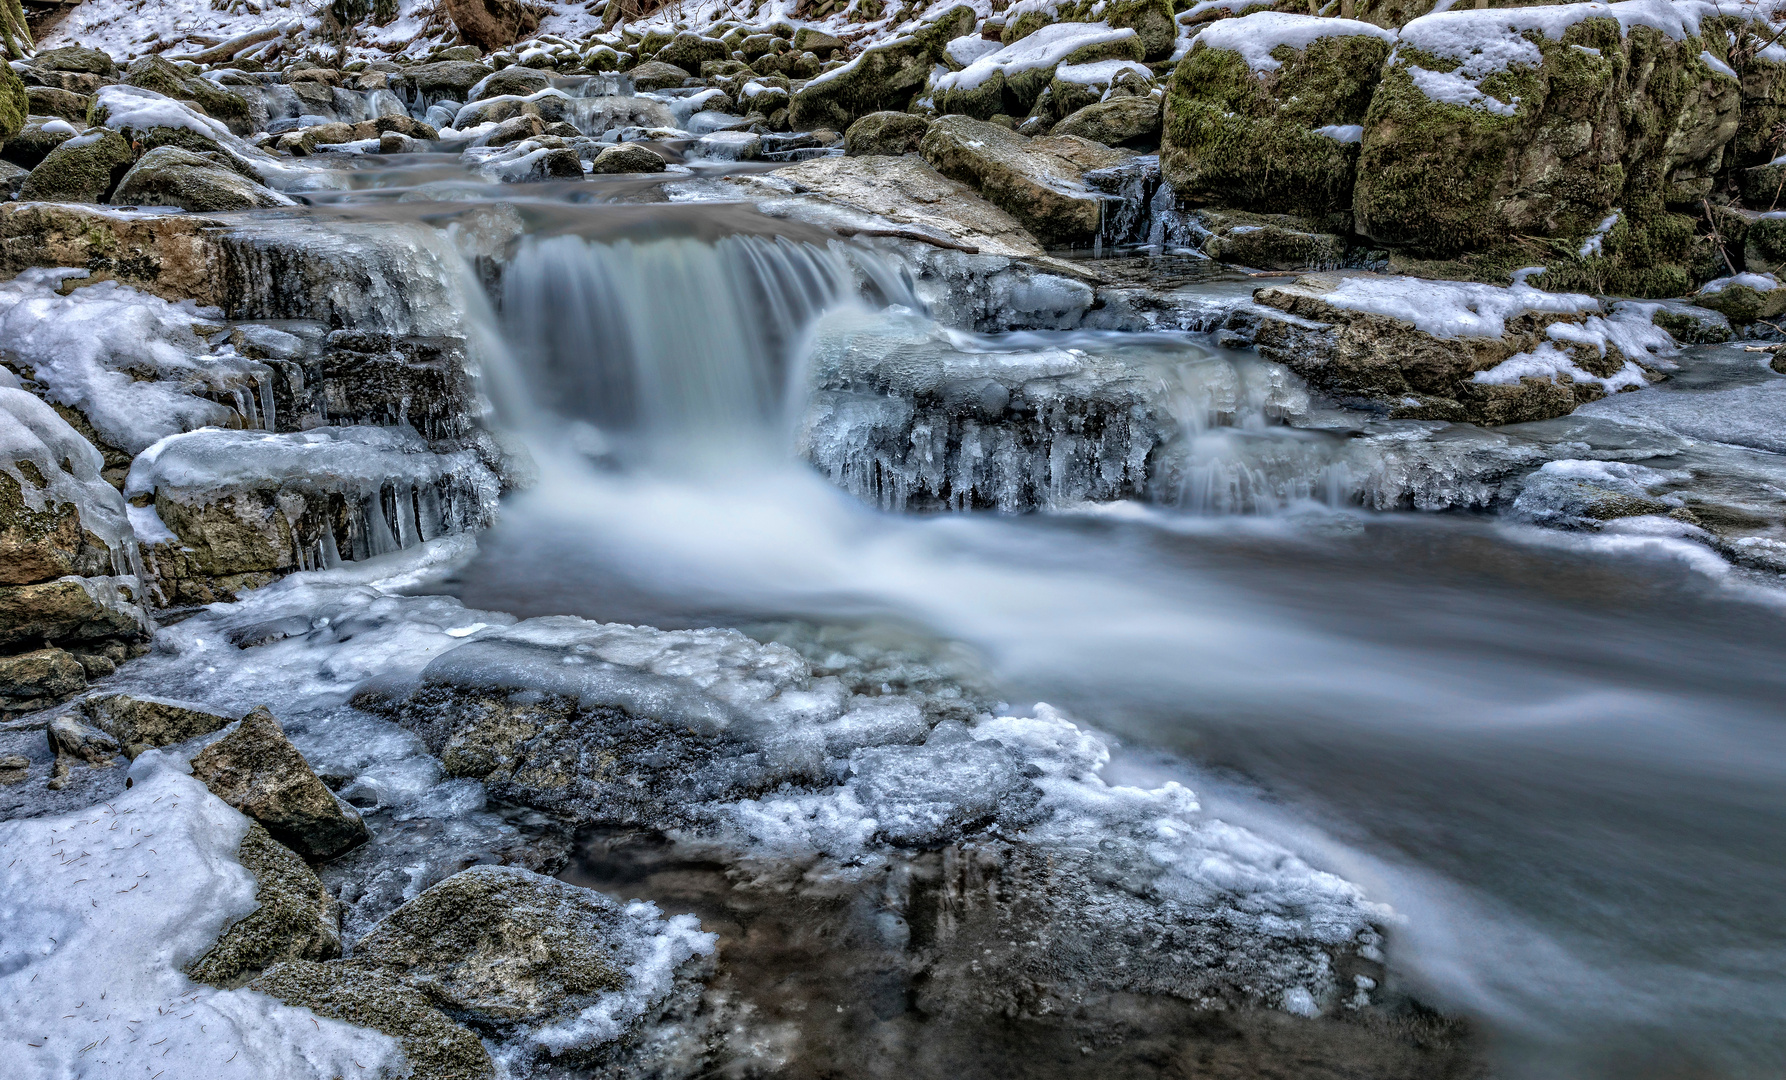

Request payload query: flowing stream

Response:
[276,159,1786,1077]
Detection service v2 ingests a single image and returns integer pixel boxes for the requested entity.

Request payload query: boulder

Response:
[0,202,227,305]
[1050,95,1161,147]
[189,705,371,861]
[18,128,134,203]
[0,575,146,649]
[1,118,75,170]
[761,154,1044,257]
[470,65,550,100]
[1163,13,1393,228]
[1354,7,1739,297]
[399,60,493,105]
[440,0,538,53]
[1250,271,1669,424]
[0,648,87,719]
[1693,273,1786,323]
[0,158,23,198]
[80,692,233,758]
[250,961,495,1080]
[186,824,344,988]
[1197,208,1348,270]
[122,56,254,136]
[0,59,22,148]
[111,146,294,212]
[920,114,1130,247]
[29,45,117,77]
[46,713,119,767]
[654,31,729,74]
[353,866,628,1022]
[23,85,90,122]
[937,22,1145,120]
[626,59,692,92]
[789,4,977,131]
[843,110,930,156]
[589,142,666,173]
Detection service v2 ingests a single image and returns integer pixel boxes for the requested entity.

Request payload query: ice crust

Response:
[0,387,138,557]
[0,269,274,455]
[0,763,406,1079]
[1193,12,1395,73]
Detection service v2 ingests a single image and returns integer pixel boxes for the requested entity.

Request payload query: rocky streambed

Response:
[3,3,1786,1078]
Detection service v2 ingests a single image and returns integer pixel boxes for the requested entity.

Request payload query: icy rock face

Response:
[0,386,150,717]
[799,309,1175,511]
[125,425,500,605]
[1251,271,1674,425]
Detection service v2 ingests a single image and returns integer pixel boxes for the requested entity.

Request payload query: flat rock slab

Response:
[764,155,1044,258]
[920,115,1131,248]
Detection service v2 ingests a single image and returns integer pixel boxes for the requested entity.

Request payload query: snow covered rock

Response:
[1694,271,1786,323]
[121,55,255,136]
[920,115,1131,247]
[1164,13,1392,227]
[1510,458,1683,528]
[1251,271,1673,424]
[1355,4,1738,296]
[186,822,345,987]
[18,128,134,203]
[789,5,977,131]
[935,21,1145,120]
[190,704,371,861]
[250,960,497,1079]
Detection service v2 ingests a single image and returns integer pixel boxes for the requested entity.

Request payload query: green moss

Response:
[0,60,23,147]
[251,960,495,1080]
[1163,33,1390,222]
[18,129,134,203]
[790,5,974,130]
[0,0,29,62]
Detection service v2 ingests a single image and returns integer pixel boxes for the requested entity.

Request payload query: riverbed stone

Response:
[843,110,930,156]
[0,574,146,649]
[30,45,117,77]
[759,154,1044,257]
[111,146,293,212]
[189,705,370,861]
[353,865,627,1022]
[1693,277,1786,323]
[0,648,86,720]
[472,65,550,100]
[920,115,1129,247]
[251,960,495,1080]
[1199,209,1350,270]
[1,118,75,170]
[1050,95,1161,148]
[627,60,693,92]
[654,31,728,74]
[0,203,227,304]
[24,85,91,122]
[590,142,666,173]
[122,55,254,135]
[80,692,234,759]
[187,823,344,988]
[18,128,133,203]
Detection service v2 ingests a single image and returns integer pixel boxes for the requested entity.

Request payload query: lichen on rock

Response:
[187,823,344,988]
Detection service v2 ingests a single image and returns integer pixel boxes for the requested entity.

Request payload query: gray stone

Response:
[111,146,294,213]
[920,115,1130,247]
[627,60,693,92]
[590,142,666,174]
[189,706,370,861]
[843,110,930,157]
[1050,95,1161,148]
[1,648,87,721]
[250,961,495,1080]
[18,129,134,203]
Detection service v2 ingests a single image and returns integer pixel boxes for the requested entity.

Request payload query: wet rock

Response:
[111,146,294,212]
[471,65,550,100]
[0,753,28,783]
[80,692,233,759]
[1,118,75,171]
[0,203,226,304]
[46,712,117,786]
[29,45,118,77]
[788,5,976,131]
[24,85,91,122]
[189,706,370,861]
[187,823,344,987]
[311,331,479,438]
[18,128,134,203]
[481,112,546,147]
[1693,275,1786,324]
[1510,460,1679,528]
[1199,209,1349,271]
[1050,94,1161,148]
[400,60,493,105]
[0,648,87,720]
[843,110,930,156]
[590,142,666,173]
[250,960,495,1080]
[0,158,25,197]
[760,154,1044,258]
[353,865,628,1022]
[920,115,1130,247]
[0,468,116,588]
[0,574,146,649]
[628,60,694,92]
[1251,271,1670,424]
[1164,14,1390,228]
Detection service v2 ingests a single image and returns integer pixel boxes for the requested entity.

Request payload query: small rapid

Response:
[441,224,1786,1079]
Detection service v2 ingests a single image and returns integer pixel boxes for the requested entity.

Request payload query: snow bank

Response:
[1193,12,1395,74]
[0,269,271,456]
[0,762,405,1080]
[937,22,1138,93]
[1699,272,1781,295]
[1316,274,1600,338]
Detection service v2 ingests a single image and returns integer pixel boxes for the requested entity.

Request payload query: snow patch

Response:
[1193,11,1395,73]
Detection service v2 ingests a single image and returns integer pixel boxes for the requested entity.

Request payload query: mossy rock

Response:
[1694,279,1786,323]
[0,59,23,148]
[1,0,29,62]
[653,31,729,74]
[25,85,93,122]
[1050,95,1161,148]
[1745,213,1786,270]
[1072,0,1177,60]
[1163,24,1391,223]
[123,56,254,136]
[844,110,931,155]
[1198,209,1350,270]
[187,824,343,988]
[250,960,495,1080]
[31,45,117,75]
[789,4,976,131]
[18,129,134,203]
[111,146,292,212]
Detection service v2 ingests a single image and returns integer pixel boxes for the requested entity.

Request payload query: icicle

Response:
[257,371,276,432]
[320,524,343,569]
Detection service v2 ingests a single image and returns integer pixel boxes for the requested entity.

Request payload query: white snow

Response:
[0,269,271,456]
[526,902,715,1055]
[1407,64,1519,114]
[1699,272,1781,295]
[1052,58,1153,86]
[1315,274,1601,338]
[96,84,234,142]
[1314,124,1364,143]
[944,33,1003,69]
[0,762,406,1080]
[1193,12,1395,73]
[1578,209,1620,257]
[1178,0,1280,21]
[1700,48,1738,79]
[937,22,1139,93]
[1470,340,1648,392]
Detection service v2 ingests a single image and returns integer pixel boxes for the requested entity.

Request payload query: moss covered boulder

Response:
[1,118,77,170]
[1354,6,1741,295]
[844,110,932,156]
[1163,13,1394,228]
[18,129,134,204]
[112,146,293,212]
[1051,95,1162,147]
[1,59,26,149]
[30,45,116,76]
[122,56,254,136]
[938,22,1145,120]
[789,4,976,131]
[187,824,343,988]
[922,114,1131,246]
[1693,272,1786,323]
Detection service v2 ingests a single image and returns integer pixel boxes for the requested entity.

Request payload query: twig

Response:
[1705,198,1739,277]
